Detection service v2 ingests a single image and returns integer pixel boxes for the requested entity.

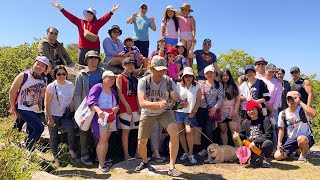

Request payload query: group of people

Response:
[8,2,317,178]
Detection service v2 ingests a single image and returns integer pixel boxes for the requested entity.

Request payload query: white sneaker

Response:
[188,155,197,164]
[198,149,207,156]
[180,153,188,160]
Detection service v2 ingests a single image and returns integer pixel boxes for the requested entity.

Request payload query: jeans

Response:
[196,107,213,150]
[17,109,44,151]
[48,116,76,157]
[78,48,100,65]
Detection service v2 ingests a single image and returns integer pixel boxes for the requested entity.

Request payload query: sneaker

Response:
[81,156,93,166]
[135,162,151,172]
[99,164,109,173]
[180,153,188,160]
[298,155,308,163]
[198,149,207,156]
[248,155,261,166]
[262,159,271,168]
[188,155,197,164]
[168,168,182,177]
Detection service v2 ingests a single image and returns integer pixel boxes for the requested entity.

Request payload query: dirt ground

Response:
[32,146,320,180]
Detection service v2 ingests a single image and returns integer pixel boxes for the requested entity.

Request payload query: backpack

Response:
[145,74,173,97]
[281,106,312,142]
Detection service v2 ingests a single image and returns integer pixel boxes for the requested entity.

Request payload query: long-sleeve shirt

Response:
[103,37,124,62]
[61,9,112,49]
[264,78,283,109]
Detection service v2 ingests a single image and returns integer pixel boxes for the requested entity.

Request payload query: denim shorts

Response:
[165,37,178,46]
[176,112,189,123]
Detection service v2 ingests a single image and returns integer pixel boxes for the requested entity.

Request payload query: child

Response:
[161,5,179,49]
[178,3,196,67]
[122,37,148,68]
[150,37,167,60]
[116,57,140,161]
[175,42,188,78]
[167,47,179,79]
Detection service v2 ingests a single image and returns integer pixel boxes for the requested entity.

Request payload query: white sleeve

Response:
[278,110,285,128]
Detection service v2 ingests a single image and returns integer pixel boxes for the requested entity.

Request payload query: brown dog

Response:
[205,143,237,163]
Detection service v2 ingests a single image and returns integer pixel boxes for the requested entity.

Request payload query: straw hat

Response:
[179,3,193,12]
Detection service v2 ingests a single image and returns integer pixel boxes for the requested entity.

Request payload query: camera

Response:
[166,100,185,110]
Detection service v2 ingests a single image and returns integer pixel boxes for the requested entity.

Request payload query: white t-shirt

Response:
[46,80,74,117]
[176,82,200,113]
[278,106,312,140]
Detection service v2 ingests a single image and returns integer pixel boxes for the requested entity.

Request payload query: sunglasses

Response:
[88,56,99,59]
[286,96,294,102]
[291,71,299,74]
[112,31,120,34]
[184,74,194,78]
[141,6,147,10]
[182,9,190,12]
[49,32,58,35]
[256,63,266,66]
[57,73,66,76]
[203,43,211,46]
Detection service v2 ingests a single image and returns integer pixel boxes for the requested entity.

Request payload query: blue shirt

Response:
[103,37,124,62]
[194,50,217,78]
[132,16,152,41]
[88,69,102,89]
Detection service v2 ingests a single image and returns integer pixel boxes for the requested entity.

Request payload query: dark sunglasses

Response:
[291,71,299,74]
[182,9,190,12]
[112,31,120,34]
[184,74,194,78]
[256,63,266,66]
[141,6,147,10]
[203,43,211,46]
[57,73,67,76]
[88,56,99,59]
[286,96,294,101]
[49,32,58,35]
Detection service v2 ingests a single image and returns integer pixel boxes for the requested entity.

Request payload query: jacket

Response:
[38,37,72,66]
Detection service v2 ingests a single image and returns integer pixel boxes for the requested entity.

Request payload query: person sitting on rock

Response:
[122,36,148,68]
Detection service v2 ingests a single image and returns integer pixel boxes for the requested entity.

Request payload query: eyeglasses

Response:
[203,43,211,46]
[49,32,58,35]
[88,57,99,59]
[112,31,120,34]
[57,73,66,76]
[291,71,299,74]
[256,63,266,66]
[286,96,294,102]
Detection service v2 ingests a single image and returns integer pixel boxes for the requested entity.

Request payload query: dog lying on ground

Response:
[205,143,237,163]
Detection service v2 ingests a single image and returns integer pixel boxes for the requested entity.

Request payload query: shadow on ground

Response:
[54,169,111,179]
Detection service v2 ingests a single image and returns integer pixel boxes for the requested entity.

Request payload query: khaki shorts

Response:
[119,112,140,130]
[99,120,117,132]
[138,111,176,139]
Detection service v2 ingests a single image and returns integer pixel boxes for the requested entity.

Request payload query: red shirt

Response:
[61,9,112,49]
[119,74,139,113]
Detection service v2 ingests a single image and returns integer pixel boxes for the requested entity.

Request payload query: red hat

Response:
[246,101,260,111]
[167,47,177,55]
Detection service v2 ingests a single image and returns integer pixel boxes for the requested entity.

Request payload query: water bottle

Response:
[242,139,262,155]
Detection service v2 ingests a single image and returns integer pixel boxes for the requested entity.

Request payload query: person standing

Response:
[126,3,156,58]
[276,68,291,112]
[290,66,313,107]
[51,2,120,65]
[38,27,73,67]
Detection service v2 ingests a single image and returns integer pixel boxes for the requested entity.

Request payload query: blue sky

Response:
[1,0,319,80]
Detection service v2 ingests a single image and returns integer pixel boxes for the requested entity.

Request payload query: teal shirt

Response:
[132,16,152,41]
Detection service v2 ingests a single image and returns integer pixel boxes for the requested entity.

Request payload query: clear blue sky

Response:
[1,0,319,80]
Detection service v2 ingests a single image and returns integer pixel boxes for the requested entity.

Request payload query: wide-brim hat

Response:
[254,57,268,65]
[102,70,118,79]
[83,7,97,17]
[163,5,176,18]
[182,67,195,78]
[84,50,101,64]
[179,3,193,12]
[108,25,122,35]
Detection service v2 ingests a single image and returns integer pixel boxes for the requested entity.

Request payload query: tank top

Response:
[291,78,308,104]
[17,72,46,113]
[178,16,192,32]
[119,74,139,113]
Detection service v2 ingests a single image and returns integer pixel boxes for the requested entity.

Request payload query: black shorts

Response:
[134,40,149,58]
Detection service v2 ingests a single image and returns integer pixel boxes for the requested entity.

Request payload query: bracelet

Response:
[110,11,114,15]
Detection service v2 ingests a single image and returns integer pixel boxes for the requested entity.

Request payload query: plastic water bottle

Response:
[242,140,262,155]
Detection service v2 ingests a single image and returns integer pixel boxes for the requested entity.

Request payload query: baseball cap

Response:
[203,39,211,44]
[35,56,50,66]
[157,36,166,42]
[286,91,301,98]
[265,63,277,72]
[254,57,268,65]
[290,66,300,73]
[243,65,256,73]
[150,55,167,71]
[246,101,260,111]
[123,57,135,65]
[204,65,215,74]
[102,70,118,79]
[140,3,148,9]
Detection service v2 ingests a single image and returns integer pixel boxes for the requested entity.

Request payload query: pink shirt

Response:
[167,62,179,79]
[178,17,192,32]
[161,18,178,39]
[264,78,283,109]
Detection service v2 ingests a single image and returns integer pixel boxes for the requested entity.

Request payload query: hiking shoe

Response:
[248,155,262,165]
[168,168,182,177]
[198,149,207,156]
[298,155,308,163]
[135,162,151,172]
[188,155,197,164]
[180,153,188,160]
[262,159,271,168]
[81,156,93,166]
[99,164,110,172]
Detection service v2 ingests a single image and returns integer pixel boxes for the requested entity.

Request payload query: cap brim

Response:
[154,66,168,71]
[254,60,268,65]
